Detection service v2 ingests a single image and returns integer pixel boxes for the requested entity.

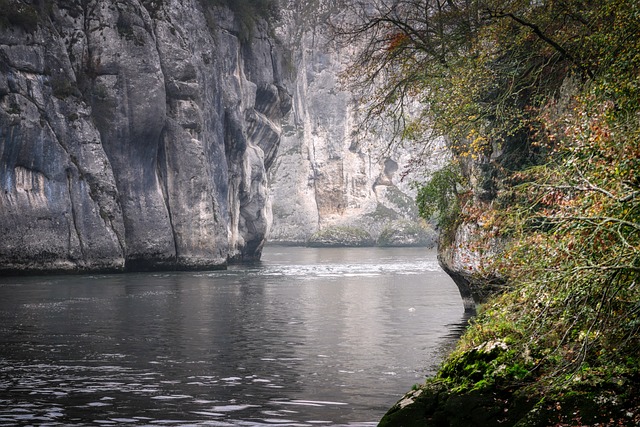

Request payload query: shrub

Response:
[0,0,39,32]
[206,0,279,41]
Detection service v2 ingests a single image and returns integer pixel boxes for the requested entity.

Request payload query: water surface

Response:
[0,246,467,426]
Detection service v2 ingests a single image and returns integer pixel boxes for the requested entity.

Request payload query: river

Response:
[0,246,468,426]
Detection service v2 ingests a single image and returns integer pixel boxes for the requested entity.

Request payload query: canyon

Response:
[0,0,437,274]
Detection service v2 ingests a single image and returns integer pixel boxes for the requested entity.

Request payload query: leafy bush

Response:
[414,162,464,228]
[345,0,640,421]
[207,0,279,41]
[0,0,39,32]
[307,226,374,247]
[440,0,640,400]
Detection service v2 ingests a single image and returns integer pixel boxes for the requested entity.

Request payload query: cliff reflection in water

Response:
[0,247,468,426]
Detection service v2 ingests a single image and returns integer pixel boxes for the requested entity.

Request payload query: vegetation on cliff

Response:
[208,0,279,40]
[307,226,375,247]
[339,0,640,424]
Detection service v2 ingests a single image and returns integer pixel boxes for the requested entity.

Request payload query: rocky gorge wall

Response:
[267,0,439,247]
[0,0,443,275]
[0,0,290,274]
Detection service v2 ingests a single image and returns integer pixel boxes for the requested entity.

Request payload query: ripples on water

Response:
[0,247,468,426]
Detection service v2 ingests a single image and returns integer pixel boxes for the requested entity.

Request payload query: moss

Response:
[50,76,79,99]
[437,340,534,392]
[366,204,398,221]
[0,0,39,33]
[377,220,435,247]
[381,273,640,424]
[203,0,279,42]
[380,381,535,427]
[7,101,21,115]
[385,185,417,214]
[381,373,640,426]
[307,226,374,247]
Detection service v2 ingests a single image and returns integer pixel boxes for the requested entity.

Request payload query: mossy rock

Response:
[377,220,437,247]
[380,371,640,426]
[438,340,512,386]
[379,381,533,427]
[366,204,399,221]
[306,226,374,247]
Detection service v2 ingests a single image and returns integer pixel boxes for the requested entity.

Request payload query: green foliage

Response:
[438,340,534,393]
[344,0,640,417]
[414,162,464,228]
[443,6,640,394]
[0,0,39,32]
[50,76,79,99]
[307,226,375,247]
[377,220,435,247]
[475,1,640,394]
[340,0,588,159]
[207,0,279,41]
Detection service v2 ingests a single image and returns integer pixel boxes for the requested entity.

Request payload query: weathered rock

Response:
[379,381,532,427]
[435,143,508,311]
[0,0,442,272]
[85,0,175,269]
[0,0,290,274]
[438,218,505,312]
[267,0,439,246]
[0,3,126,274]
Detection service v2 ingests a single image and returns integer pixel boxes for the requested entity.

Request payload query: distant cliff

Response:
[267,0,439,247]
[0,0,291,274]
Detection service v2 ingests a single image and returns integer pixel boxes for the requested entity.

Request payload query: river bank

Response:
[379,226,640,426]
[380,344,640,426]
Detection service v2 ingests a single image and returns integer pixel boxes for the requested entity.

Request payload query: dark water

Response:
[0,247,468,426]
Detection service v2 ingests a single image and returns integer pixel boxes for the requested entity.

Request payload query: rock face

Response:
[0,0,439,274]
[267,0,438,246]
[0,0,290,274]
[438,218,505,312]
[436,142,519,311]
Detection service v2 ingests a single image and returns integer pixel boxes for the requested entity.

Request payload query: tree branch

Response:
[484,8,595,79]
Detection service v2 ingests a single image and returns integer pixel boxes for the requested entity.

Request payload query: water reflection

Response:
[0,247,468,426]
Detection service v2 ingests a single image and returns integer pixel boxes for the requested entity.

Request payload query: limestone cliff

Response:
[0,0,290,273]
[436,136,531,311]
[267,0,438,246]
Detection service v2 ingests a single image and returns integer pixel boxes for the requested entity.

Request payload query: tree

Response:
[339,0,640,407]
[414,160,464,227]
[335,0,610,161]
